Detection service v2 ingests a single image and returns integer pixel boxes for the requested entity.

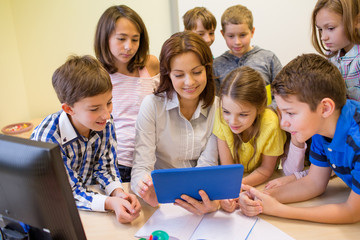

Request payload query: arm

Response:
[130,95,159,207]
[196,134,219,167]
[242,154,278,187]
[146,54,160,77]
[217,137,234,165]
[240,184,360,223]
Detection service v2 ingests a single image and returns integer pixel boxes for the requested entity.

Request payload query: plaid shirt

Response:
[330,44,360,101]
[31,110,123,212]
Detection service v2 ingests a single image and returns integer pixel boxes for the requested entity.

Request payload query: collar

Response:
[59,110,80,145]
[165,91,209,119]
[334,44,360,63]
[328,100,355,151]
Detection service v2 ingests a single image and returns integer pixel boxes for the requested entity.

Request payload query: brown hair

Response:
[311,0,360,57]
[271,53,346,111]
[183,7,217,31]
[94,5,149,74]
[52,55,112,106]
[221,4,253,32]
[155,31,215,108]
[219,66,267,166]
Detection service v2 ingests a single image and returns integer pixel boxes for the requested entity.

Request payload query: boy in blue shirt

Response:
[239,53,360,223]
[213,4,282,97]
[31,55,141,223]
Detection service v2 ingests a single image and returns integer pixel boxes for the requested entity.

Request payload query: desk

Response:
[79,173,360,240]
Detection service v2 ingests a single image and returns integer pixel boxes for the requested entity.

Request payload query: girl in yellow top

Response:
[213,66,286,212]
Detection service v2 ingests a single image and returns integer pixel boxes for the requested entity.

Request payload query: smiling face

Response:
[109,17,140,68]
[221,95,257,135]
[64,90,113,138]
[169,51,207,106]
[315,8,352,53]
[221,23,254,58]
[192,19,215,46]
[275,94,323,143]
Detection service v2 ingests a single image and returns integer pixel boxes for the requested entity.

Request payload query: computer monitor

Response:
[0,134,87,239]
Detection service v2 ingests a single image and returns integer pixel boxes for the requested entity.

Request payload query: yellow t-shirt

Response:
[213,108,286,173]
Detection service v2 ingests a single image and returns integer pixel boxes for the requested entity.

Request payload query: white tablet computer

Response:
[151,164,244,204]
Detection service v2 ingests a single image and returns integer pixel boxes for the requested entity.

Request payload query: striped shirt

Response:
[30,110,123,211]
[330,44,360,101]
[310,100,360,195]
[110,67,160,167]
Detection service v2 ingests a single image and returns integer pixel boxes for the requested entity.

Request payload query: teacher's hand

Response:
[174,190,219,215]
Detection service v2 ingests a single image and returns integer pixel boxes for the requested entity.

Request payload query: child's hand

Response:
[111,188,142,214]
[137,175,159,207]
[239,184,263,217]
[220,198,238,213]
[105,196,140,223]
[174,190,219,215]
[265,174,297,190]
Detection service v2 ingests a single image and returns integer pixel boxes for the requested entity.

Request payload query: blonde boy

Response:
[31,55,141,223]
[240,54,360,223]
[183,7,217,47]
[213,4,282,90]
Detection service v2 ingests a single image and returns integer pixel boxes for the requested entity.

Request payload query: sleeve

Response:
[270,54,283,83]
[309,134,329,167]
[261,111,287,156]
[282,141,307,176]
[212,108,226,141]
[197,134,219,167]
[93,119,123,196]
[130,95,158,196]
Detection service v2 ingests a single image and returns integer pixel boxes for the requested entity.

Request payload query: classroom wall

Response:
[0,0,317,129]
[177,0,317,65]
[0,0,173,128]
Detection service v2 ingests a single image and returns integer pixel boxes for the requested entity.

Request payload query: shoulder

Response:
[145,55,160,77]
[31,111,61,142]
[260,108,280,129]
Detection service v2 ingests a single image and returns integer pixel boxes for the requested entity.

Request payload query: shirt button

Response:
[327,148,332,152]
[332,164,336,169]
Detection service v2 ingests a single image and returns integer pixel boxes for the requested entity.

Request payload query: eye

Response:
[174,74,184,78]
[132,38,139,42]
[328,27,335,31]
[117,38,126,41]
[193,70,203,75]
[240,33,247,37]
[222,109,230,115]
[239,113,249,117]
[90,108,98,112]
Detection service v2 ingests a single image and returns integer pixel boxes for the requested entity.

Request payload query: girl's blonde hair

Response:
[311,0,360,57]
[219,67,267,167]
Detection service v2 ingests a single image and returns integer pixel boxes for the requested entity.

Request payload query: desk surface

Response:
[79,174,360,240]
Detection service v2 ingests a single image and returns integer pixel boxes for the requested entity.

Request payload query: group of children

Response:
[30,0,360,225]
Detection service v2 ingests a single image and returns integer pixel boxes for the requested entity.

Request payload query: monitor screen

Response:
[0,134,87,239]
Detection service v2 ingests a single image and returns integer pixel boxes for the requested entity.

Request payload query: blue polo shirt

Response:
[310,100,360,195]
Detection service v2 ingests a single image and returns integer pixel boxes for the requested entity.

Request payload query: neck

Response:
[179,96,199,121]
[318,109,341,139]
[115,61,138,77]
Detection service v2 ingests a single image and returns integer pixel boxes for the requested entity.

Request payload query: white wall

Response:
[0,0,173,128]
[177,0,317,65]
[0,0,318,128]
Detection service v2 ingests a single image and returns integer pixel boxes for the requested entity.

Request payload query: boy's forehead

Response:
[274,94,302,108]
[223,22,251,32]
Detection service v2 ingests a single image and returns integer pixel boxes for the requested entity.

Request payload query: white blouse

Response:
[130,92,218,194]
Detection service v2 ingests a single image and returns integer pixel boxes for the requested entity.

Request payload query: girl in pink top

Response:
[94,5,160,182]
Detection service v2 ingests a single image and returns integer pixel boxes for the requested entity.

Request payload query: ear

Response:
[62,103,74,115]
[356,13,360,30]
[251,27,255,37]
[319,98,335,118]
[220,29,225,37]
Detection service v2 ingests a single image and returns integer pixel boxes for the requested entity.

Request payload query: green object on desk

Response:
[152,230,169,240]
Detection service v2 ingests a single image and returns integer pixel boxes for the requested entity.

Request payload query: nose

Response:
[229,115,238,126]
[203,33,211,43]
[234,36,241,44]
[124,39,132,51]
[184,74,196,86]
[102,105,112,120]
[320,31,328,41]
[280,116,290,129]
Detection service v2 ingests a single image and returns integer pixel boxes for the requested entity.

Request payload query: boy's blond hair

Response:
[183,7,217,31]
[271,54,346,111]
[221,4,253,32]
